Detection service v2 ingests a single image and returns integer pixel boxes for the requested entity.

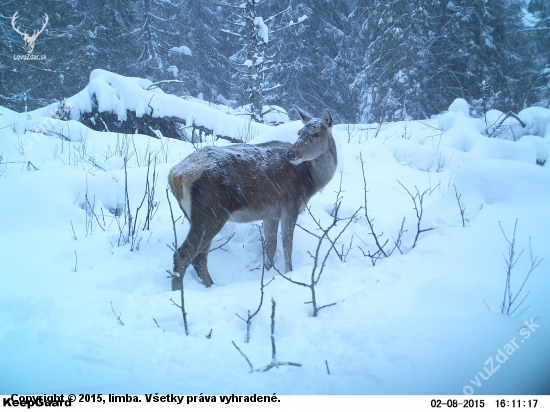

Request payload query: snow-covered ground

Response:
[1,75,549,395]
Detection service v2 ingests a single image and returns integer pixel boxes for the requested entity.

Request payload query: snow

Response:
[169,46,192,56]
[484,109,525,141]
[518,107,550,137]
[254,17,269,44]
[231,104,289,126]
[261,105,288,125]
[167,66,179,78]
[289,15,308,26]
[448,98,470,117]
[474,108,550,142]
[1,83,550,395]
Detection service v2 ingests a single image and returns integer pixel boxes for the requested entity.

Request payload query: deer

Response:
[168,107,337,290]
[11,11,49,54]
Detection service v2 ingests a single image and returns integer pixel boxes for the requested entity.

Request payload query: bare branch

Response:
[146,80,187,90]
[485,111,526,137]
[209,232,235,253]
[153,318,165,332]
[232,341,254,373]
[397,180,437,249]
[276,184,360,316]
[166,187,180,250]
[233,299,301,373]
[498,219,542,317]
[453,185,466,227]
[235,226,274,343]
[360,152,388,257]
[110,301,124,326]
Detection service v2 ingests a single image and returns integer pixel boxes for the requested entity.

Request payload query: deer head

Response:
[11,11,49,54]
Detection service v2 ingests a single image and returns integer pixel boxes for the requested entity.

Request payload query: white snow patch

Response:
[169,46,192,56]
[167,65,179,78]
[449,98,470,117]
[254,17,269,44]
[518,107,550,137]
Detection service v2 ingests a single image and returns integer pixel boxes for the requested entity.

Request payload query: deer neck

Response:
[306,135,337,191]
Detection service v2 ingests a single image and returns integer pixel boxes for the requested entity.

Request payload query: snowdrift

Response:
[1,78,549,395]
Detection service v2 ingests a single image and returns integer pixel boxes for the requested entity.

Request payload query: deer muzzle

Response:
[287,149,303,165]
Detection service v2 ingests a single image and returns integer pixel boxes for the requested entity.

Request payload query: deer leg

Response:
[172,231,200,290]
[173,217,226,289]
[281,207,299,273]
[263,218,279,270]
[191,240,213,287]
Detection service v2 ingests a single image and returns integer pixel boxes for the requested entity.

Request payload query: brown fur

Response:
[168,108,337,289]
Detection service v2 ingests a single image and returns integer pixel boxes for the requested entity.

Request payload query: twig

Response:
[397,180,437,249]
[274,202,360,316]
[234,298,302,373]
[389,217,407,255]
[485,111,526,137]
[453,184,466,227]
[84,193,106,232]
[499,219,542,316]
[147,79,187,90]
[209,232,235,252]
[298,174,353,262]
[232,341,254,372]
[110,302,124,326]
[236,226,275,343]
[360,153,389,258]
[153,318,165,332]
[166,187,179,250]
[270,298,277,360]
[70,220,77,240]
[124,157,131,241]
[170,294,189,336]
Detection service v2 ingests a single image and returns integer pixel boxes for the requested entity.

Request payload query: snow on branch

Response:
[272,15,308,34]
[254,17,269,44]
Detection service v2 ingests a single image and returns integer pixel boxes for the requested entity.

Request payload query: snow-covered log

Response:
[36,70,270,142]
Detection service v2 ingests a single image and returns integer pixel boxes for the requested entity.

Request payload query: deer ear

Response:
[294,106,312,125]
[321,109,333,129]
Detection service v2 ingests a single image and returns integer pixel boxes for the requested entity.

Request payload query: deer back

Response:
[169,142,315,222]
[168,108,337,223]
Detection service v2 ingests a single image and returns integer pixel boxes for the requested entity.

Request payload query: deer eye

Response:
[313,132,320,138]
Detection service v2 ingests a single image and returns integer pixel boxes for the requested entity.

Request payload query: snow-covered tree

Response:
[354,0,530,122]
[0,0,142,111]
[281,0,365,123]
[221,0,307,123]
[353,0,433,122]
[167,1,231,102]
[124,0,187,80]
[527,0,550,107]
[430,0,527,115]
[0,0,543,122]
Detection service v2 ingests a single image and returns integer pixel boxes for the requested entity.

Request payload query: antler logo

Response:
[11,11,49,54]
